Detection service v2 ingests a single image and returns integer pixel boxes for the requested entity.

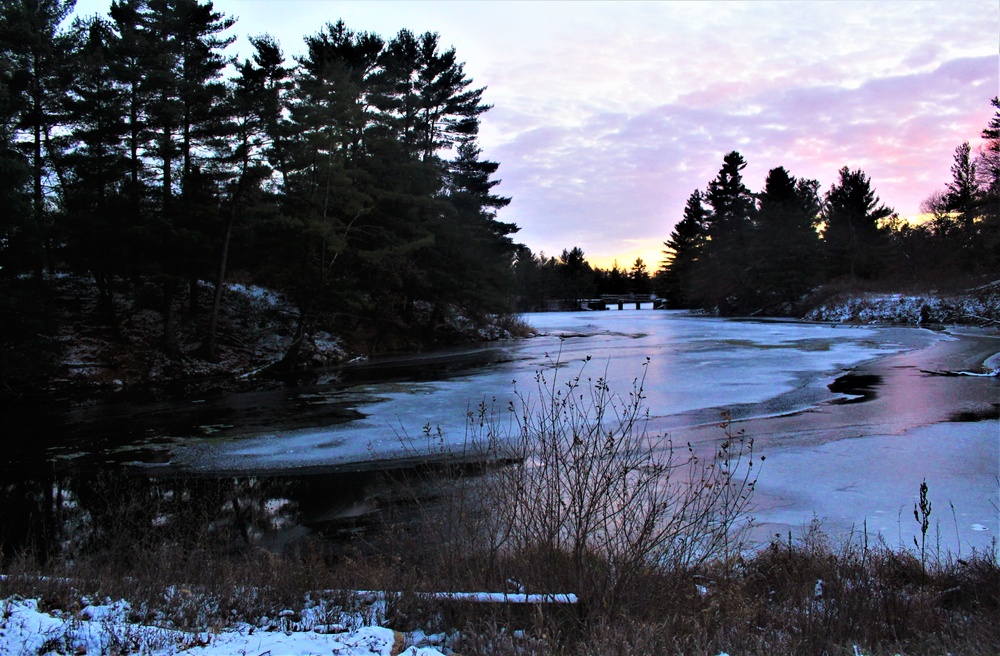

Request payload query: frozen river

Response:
[164,311,936,470]
[156,310,998,554]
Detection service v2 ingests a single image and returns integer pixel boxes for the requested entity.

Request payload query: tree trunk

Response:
[162,278,181,358]
[188,278,200,314]
[94,271,123,341]
[278,307,311,371]
[200,206,235,361]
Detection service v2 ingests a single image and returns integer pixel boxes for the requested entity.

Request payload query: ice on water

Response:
[170,311,934,471]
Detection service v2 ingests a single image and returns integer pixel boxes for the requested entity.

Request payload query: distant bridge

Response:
[551,294,662,311]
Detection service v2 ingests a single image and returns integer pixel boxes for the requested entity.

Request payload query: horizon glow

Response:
[71,0,1000,271]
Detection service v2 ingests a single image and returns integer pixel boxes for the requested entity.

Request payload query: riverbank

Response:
[12,273,997,408]
[802,280,1000,325]
[4,274,531,406]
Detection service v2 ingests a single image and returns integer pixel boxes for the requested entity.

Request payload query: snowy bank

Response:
[0,595,447,656]
[804,288,1000,325]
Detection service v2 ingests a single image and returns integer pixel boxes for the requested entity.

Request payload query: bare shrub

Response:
[491,313,538,338]
[387,352,761,627]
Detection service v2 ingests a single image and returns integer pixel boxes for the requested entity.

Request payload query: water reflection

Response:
[0,460,492,563]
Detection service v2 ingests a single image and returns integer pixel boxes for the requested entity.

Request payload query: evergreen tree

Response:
[556,246,595,300]
[821,167,894,280]
[698,151,756,311]
[435,138,516,312]
[199,34,286,360]
[0,2,67,390]
[974,97,1000,272]
[604,260,629,295]
[374,29,486,162]
[944,142,978,230]
[658,189,707,307]
[751,167,822,310]
[0,32,33,277]
[170,0,236,312]
[510,246,560,311]
[411,31,486,161]
[108,0,154,212]
[61,14,133,326]
[629,257,650,294]
[125,0,237,354]
[935,141,989,272]
[267,21,379,360]
[0,0,76,276]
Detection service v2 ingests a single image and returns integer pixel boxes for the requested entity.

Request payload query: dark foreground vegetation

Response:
[3,365,997,655]
[4,509,997,655]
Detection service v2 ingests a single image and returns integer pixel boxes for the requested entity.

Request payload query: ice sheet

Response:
[165,311,939,472]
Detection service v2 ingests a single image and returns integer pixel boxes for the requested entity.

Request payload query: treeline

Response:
[658,98,1000,314]
[508,246,653,311]
[0,0,526,385]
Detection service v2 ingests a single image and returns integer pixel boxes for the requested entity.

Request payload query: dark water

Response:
[0,345,513,561]
[827,373,883,404]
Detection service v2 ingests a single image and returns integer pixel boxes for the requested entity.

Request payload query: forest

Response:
[655,114,1000,314]
[1,0,524,393]
[551,98,999,314]
[1,0,998,396]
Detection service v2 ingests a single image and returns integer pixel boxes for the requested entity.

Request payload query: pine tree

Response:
[62,14,133,326]
[698,151,756,311]
[199,34,286,360]
[751,167,822,311]
[0,1,68,390]
[0,29,33,277]
[821,167,895,280]
[108,0,153,212]
[658,189,707,307]
[0,0,76,276]
[123,0,236,355]
[557,247,595,300]
[970,96,1000,273]
[269,20,379,361]
[945,143,978,230]
[435,138,516,312]
[629,257,651,294]
[607,261,628,295]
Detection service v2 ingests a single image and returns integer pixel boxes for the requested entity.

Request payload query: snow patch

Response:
[806,290,1000,325]
[226,282,283,307]
[0,596,446,656]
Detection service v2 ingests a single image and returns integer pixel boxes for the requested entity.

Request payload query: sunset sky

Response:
[73,0,1000,270]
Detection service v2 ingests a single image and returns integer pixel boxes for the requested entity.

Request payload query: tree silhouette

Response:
[821,167,894,281]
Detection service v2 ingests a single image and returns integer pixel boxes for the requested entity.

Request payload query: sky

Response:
[71,0,999,270]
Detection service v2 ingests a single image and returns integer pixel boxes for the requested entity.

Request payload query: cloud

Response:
[492,53,997,263]
[69,0,1000,265]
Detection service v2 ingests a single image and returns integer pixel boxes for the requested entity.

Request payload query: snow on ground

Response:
[0,596,446,656]
[226,282,284,308]
[805,289,1000,325]
[0,594,879,656]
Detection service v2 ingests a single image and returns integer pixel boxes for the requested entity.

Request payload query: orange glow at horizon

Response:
[587,246,666,273]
